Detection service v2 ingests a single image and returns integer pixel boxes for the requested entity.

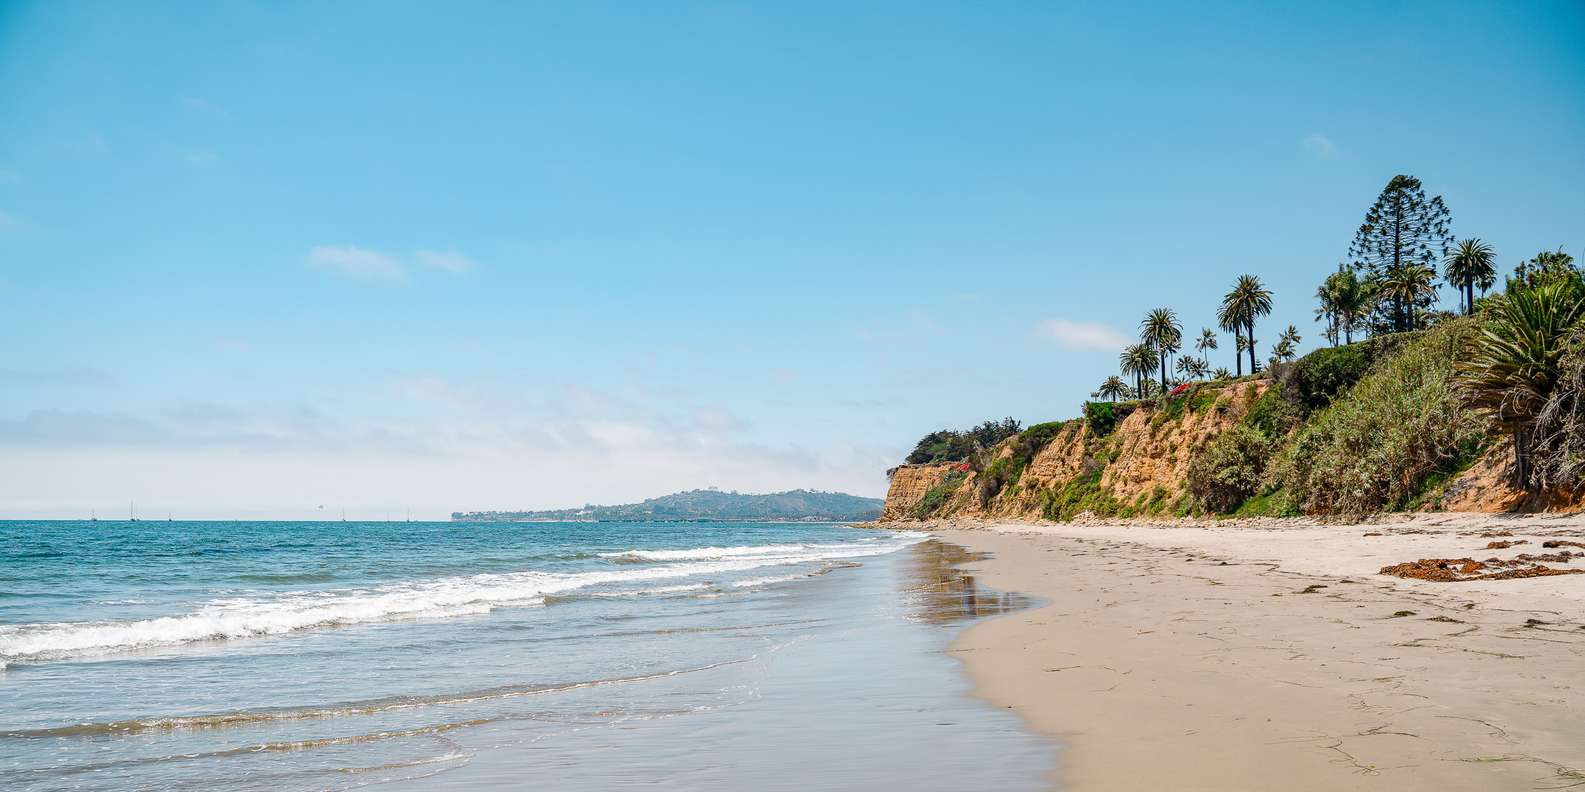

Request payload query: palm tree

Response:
[1379,264,1439,331]
[1458,280,1585,487]
[1314,266,1360,347]
[1330,265,1371,344]
[1212,367,1233,380]
[1445,239,1497,315]
[1270,325,1302,365]
[1140,308,1183,390]
[1094,375,1130,403]
[1195,328,1218,360]
[1119,344,1159,401]
[1176,356,1209,380]
[1219,275,1273,374]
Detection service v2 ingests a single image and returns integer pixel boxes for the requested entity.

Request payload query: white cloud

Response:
[415,249,475,273]
[1034,318,1131,351]
[0,380,892,519]
[307,245,406,280]
[1300,134,1336,158]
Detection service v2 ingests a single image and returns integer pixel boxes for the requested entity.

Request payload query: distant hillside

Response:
[453,489,883,523]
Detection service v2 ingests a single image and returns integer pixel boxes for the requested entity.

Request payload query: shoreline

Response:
[929,514,1585,791]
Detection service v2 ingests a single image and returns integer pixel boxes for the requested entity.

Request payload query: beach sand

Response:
[930,514,1585,791]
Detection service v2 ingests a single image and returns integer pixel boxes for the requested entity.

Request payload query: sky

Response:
[2,1,1583,519]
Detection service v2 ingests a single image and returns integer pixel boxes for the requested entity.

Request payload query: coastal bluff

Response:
[880,330,1576,523]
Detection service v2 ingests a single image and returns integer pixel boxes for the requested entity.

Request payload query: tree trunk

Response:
[1159,355,1168,391]
[1514,428,1533,493]
[1246,319,1258,374]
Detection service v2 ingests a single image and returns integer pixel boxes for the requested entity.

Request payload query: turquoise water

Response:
[0,520,1052,790]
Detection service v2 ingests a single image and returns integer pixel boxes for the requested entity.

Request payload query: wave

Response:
[0,532,924,665]
[0,659,743,739]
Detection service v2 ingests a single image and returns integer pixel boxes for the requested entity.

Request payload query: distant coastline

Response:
[454,488,883,523]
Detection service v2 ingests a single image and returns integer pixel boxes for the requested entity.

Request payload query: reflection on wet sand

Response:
[899,539,1031,624]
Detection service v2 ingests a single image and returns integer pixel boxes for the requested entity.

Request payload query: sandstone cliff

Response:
[883,381,1265,522]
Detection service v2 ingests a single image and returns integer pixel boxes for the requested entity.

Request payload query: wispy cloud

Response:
[1300,133,1337,158]
[0,210,16,232]
[1034,318,1131,351]
[415,249,475,273]
[307,245,406,280]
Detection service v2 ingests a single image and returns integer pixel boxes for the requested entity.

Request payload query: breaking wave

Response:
[0,532,925,666]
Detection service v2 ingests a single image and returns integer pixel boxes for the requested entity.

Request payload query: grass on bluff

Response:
[1273,319,1488,515]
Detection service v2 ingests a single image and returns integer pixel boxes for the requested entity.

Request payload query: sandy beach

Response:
[930,514,1585,791]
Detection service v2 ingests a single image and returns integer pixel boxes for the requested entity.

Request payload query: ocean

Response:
[0,520,1052,791]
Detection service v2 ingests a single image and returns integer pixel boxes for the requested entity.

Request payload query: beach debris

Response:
[1479,530,1515,538]
[1298,584,1327,594]
[1485,540,1529,549]
[1363,532,1384,537]
[1543,540,1585,549]
[1380,557,1585,582]
[1390,610,1416,618]
[1426,615,1462,623]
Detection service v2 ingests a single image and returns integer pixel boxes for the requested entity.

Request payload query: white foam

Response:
[0,532,926,664]
[730,574,809,588]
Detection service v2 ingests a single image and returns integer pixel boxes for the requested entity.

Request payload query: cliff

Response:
[884,381,1265,522]
[881,321,1584,523]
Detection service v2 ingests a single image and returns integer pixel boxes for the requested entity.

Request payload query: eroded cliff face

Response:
[1100,381,1266,507]
[880,463,954,520]
[1436,439,1585,513]
[883,381,1264,522]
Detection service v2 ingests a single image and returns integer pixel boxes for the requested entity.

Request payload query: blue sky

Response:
[2,1,1583,518]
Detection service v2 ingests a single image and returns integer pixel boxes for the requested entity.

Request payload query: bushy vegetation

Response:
[1276,333,1411,412]
[1041,459,1122,521]
[1083,401,1135,437]
[1186,425,1271,513]
[976,421,1067,505]
[1275,321,1488,514]
[905,417,1022,464]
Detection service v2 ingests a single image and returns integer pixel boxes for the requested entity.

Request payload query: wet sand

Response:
[934,514,1585,791]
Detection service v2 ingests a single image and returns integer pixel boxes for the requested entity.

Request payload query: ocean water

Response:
[0,520,1052,791]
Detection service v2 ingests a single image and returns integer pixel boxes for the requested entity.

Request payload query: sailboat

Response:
[129,501,139,522]
[90,509,97,522]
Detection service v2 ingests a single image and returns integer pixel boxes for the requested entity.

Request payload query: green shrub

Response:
[1230,488,1299,517]
[904,418,1023,464]
[1042,460,1123,521]
[1187,425,1271,513]
[975,421,1068,505]
[1279,333,1418,413]
[1273,321,1487,514]
[976,455,1022,505]
[1084,401,1136,437]
[1243,384,1302,439]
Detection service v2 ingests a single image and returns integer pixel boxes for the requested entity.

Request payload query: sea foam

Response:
[0,533,924,665]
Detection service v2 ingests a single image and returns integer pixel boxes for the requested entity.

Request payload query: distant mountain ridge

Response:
[453,489,883,523]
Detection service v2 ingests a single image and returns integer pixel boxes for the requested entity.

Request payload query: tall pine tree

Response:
[1347,175,1453,333]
